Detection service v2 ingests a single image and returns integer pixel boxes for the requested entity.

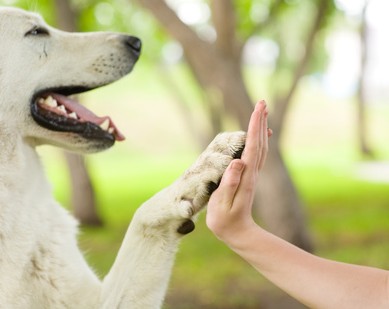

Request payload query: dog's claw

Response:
[232,145,245,159]
[206,180,221,196]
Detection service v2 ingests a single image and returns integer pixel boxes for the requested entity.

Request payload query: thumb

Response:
[210,159,245,209]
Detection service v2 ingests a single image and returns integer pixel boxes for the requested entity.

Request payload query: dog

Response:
[0,7,245,308]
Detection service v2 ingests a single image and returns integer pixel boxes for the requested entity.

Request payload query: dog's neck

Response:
[0,127,51,206]
[0,127,64,257]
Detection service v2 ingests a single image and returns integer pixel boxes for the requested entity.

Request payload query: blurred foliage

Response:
[0,0,169,61]
[1,0,55,22]
[1,0,338,73]
[1,0,341,135]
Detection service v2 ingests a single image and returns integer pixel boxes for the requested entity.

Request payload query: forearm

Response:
[226,225,389,309]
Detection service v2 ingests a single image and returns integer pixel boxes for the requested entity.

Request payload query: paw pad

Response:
[177,219,195,234]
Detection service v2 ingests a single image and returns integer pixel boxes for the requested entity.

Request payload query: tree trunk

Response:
[357,2,373,157]
[54,0,103,226]
[258,133,313,251]
[64,154,102,226]
[136,0,314,250]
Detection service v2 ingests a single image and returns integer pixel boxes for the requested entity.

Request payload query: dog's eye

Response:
[25,26,49,37]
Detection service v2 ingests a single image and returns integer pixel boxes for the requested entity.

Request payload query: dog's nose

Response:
[125,36,142,57]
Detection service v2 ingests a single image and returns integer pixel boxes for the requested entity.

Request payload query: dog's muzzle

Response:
[30,36,142,148]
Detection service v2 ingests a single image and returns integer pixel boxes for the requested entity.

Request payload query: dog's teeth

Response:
[68,112,78,119]
[99,119,110,131]
[108,128,114,134]
[57,105,66,114]
[45,96,58,108]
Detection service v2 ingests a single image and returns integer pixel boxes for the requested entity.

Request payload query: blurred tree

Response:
[135,0,336,250]
[357,0,373,157]
[54,0,102,226]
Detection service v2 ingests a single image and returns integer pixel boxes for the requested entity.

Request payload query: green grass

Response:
[39,142,389,308]
[288,152,389,263]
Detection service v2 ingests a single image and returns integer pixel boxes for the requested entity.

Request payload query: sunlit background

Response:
[1,0,388,308]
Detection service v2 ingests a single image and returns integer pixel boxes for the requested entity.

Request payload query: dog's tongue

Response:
[50,93,125,141]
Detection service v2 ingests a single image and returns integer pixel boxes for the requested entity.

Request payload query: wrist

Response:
[221,221,263,251]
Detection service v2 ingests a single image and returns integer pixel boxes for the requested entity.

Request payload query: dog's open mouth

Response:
[31,89,124,143]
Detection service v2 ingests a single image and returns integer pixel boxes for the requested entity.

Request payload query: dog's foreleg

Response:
[100,188,184,309]
[100,132,246,309]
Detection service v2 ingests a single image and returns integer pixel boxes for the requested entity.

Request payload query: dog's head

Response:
[0,7,141,153]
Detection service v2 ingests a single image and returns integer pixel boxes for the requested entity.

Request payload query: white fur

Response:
[0,7,245,309]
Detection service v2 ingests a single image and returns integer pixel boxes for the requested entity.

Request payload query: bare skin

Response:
[206,100,389,309]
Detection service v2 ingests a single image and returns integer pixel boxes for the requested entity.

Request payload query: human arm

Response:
[206,100,389,309]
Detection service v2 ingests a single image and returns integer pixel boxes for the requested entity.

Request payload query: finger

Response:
[258,109,269,170]
[255,104,266,171]
[209,160,245,210]
[232,101,266,209]
[242,100,266,169]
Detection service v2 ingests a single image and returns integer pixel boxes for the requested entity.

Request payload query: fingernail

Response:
[255,100,263,110]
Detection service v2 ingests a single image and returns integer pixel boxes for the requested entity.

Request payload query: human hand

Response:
[206,100,270,246]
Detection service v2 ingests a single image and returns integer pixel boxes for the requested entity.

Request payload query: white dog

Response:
[0,7,245,309]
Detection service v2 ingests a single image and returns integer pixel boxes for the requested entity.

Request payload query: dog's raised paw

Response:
[134,131,245,235]
[174,131,246,232]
